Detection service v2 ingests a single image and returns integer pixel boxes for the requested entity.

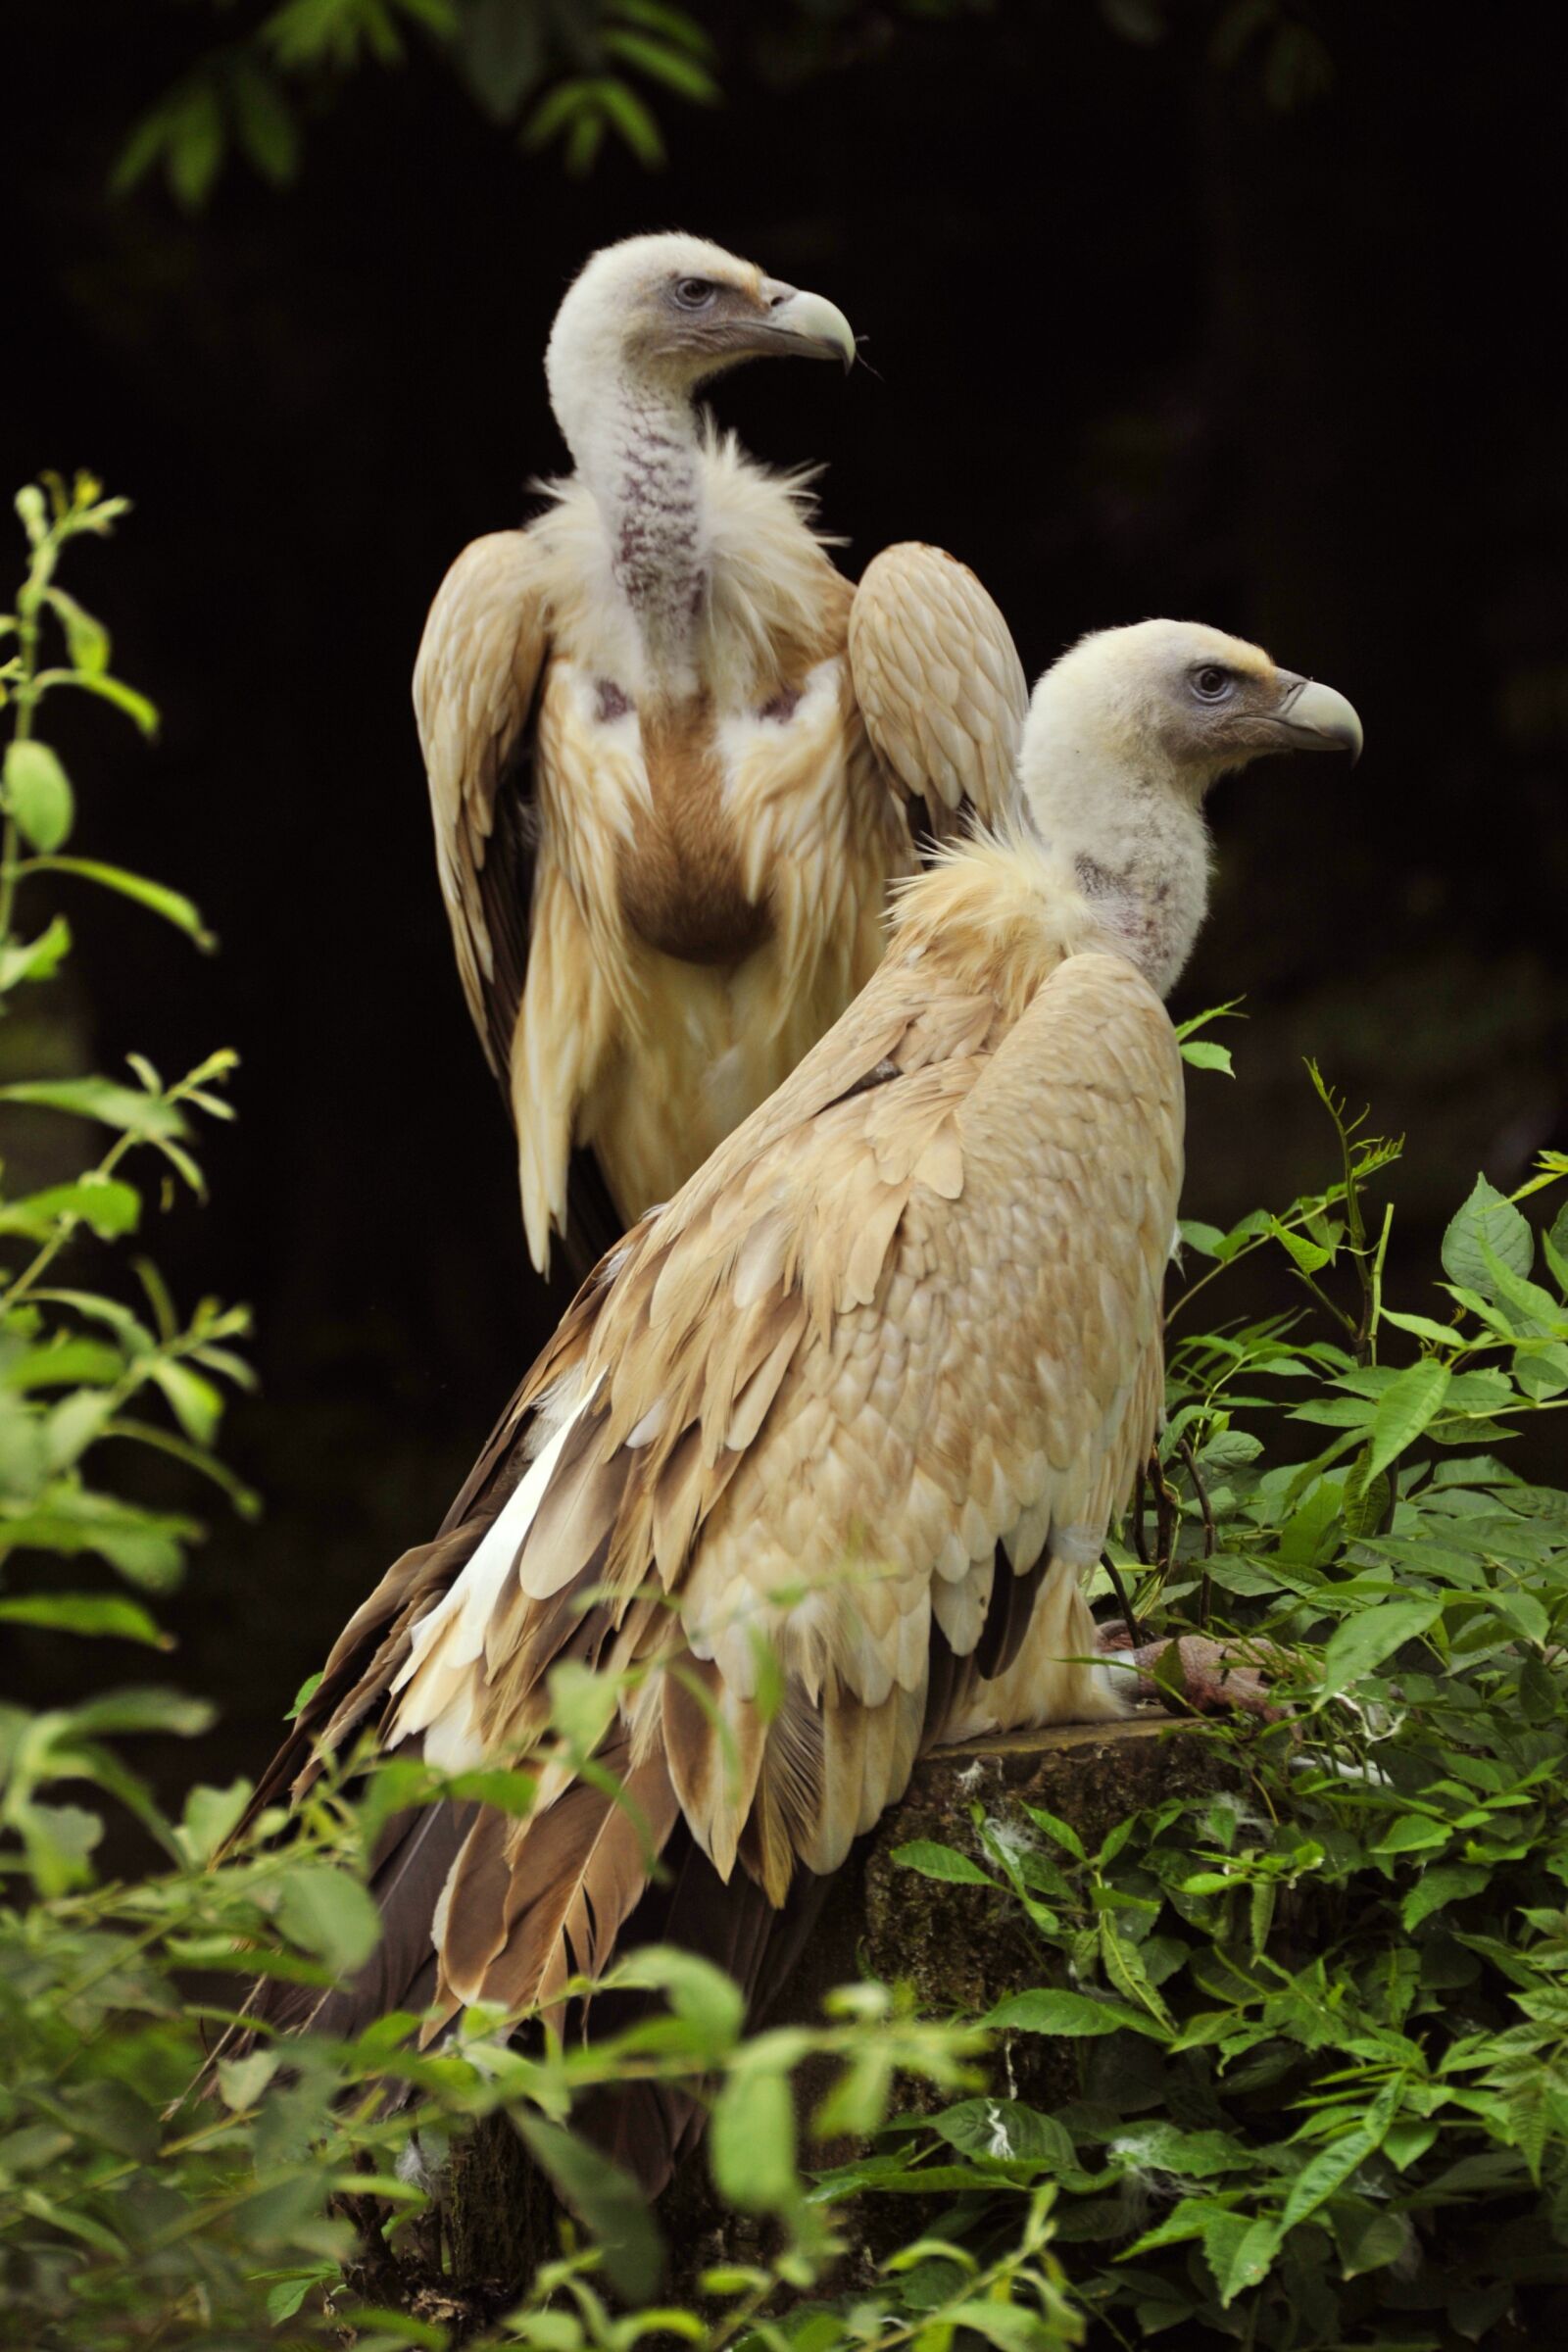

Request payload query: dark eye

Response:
[1191,664,1235,703]
[672,277,716,310]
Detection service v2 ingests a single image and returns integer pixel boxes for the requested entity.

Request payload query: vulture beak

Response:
[1272,672,1364,765]
[758,281,858,372]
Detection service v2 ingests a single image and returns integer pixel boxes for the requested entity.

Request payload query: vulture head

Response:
[1017,619,1363,993]
[545,231,857,458]
[1022,619,1364,806]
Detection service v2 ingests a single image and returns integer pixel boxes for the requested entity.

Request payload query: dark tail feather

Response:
[571,1822,839,2199]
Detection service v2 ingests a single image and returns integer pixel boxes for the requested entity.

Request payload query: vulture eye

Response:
[1190,664,1235,704]
[672,277,717,310]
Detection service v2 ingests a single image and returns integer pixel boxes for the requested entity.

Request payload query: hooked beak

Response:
[757,280,858,373]
[1272,672,1364,765]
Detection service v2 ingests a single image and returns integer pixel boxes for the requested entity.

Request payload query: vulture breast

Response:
[612,690,776,968]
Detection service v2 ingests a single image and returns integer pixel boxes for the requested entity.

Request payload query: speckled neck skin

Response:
[1020,743,1211,998]
[560,375,707,683]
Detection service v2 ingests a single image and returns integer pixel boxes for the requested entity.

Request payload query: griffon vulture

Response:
[415,231,1026,1276]
[251,621,1361,2190]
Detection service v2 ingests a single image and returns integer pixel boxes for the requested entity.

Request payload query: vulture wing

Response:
[414,530,628,1279]
[849,542,1029,843]
[414,531,549,1087]
[239,930,1182,2188]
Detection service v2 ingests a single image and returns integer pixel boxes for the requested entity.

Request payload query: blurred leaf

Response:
[24,857,208,941]
[0,912,72,989]
[0,1076,186,1139]
[0,1592,168,1645]
[43,588,109,674]
[602,28,719,103]
[273,1863,382,1974]
[149,1360,224,1446]
[4,740,74,853]
[597,77,665,166]
[47,671,159,735]
[513,2113,662,2300]
[0,1175,141,1241]
[710,2061,799,2213]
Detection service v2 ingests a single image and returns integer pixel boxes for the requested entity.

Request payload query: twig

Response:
[1176,1430,1217,1630]
[1131,1457,1150,1566]
[1149,1446,1178,1575]
[1101,1552,1142,1652]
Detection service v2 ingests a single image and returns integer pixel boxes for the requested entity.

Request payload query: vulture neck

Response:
[566,377,707,684]
[1018,743,1211,997]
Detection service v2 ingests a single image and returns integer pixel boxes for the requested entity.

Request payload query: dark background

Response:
[3,1,1565,1786]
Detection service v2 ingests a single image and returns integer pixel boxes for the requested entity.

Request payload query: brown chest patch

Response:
[616,694,774,967]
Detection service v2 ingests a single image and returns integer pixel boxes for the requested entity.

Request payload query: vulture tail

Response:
[568,1817,841,2199]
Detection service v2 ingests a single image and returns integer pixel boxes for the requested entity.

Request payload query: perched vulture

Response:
[248,622,1361,2191]
[414,231,1026,1276]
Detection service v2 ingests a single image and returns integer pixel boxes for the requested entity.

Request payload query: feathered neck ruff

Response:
[528,422,848,705]
[889,822,1112,1026]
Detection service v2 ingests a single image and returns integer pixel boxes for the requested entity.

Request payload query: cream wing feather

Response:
[413,530,550,1087]
[849,542,1029,840]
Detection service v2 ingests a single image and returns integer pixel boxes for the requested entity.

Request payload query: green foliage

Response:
[863,1069,1568,2346]
[111,0,1335,205]
[115,0,724,202]
[0,480,252,1694]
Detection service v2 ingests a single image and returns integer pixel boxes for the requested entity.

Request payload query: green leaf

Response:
[149,1359,224,1446]
[1442,1175,1534,1296]
[932,2099,1076,2168]
[44,586,109,673]
[175,1777,252,1865]
[4,740,74,852]
[1180,1038,1234,1075]
[1371,1814,1452,1857]
[1278,2083,1400,2235]
[0,1592,168,1645]
[1379,1306,1460,1347]
[1400,1863,1489,1930]
[600,27,719,102]
[1018,1802,1088,1861]
[596,76,665,166]
[893,1839,998,1887]
[286,1669,323,1723]
[710,2063,800,2214]
[69,1684,213,1737]
[1206,2211,1281,2305]
[218,2050,281,2111]
[23,857,207,941]
[0,1175,141,1241]
[513,2114,662,2301]
[273,1864,382,1975]
[1366,1358,1450,1479]
[983,1988,1166,2038]
[1320,1595,1443,1695]
[46,670,159,735]
[0,913,73,990]
[0,1076,186,1139]
[1337,2205,1407,2278]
